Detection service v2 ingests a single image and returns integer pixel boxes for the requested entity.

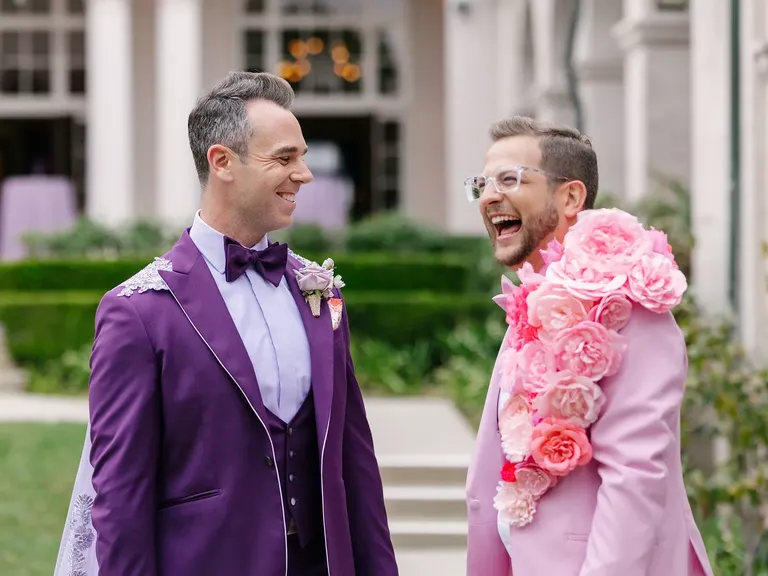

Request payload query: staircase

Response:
[365,397,475,576]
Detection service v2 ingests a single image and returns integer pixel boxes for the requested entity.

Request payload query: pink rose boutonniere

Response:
[493,208,687,529]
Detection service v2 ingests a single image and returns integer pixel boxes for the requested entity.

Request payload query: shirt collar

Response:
[189,210,269,275]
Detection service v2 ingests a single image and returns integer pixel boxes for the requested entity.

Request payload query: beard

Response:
[493,201,559,268]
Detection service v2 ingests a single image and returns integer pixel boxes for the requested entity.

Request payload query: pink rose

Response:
[534,371,606,427]
[539,239,565,272]
[530,418,593,476]
[647,227,676,266]
[505,283,539,351]
[527,282,591,342]
[589,292,633,331]
[517,341,555,396]
[546,209,653,300]
[515,464,555,498]
[627,252,687,313]
[551,321,627,381]
[494,482,536,527]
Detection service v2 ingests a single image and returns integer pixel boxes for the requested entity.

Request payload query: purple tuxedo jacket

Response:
[87,230,398,576]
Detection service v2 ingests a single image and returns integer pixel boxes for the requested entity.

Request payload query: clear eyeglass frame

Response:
[463,165,569,202]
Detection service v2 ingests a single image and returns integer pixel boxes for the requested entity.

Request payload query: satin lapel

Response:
[159,235,269,427]
[285,258,334,452]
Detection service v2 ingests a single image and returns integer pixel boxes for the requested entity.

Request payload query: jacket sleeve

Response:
[579,305,688,576]
[338,297,399,576]
[88,291,160,576]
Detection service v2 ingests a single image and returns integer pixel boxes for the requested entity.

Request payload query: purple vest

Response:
[266,390,324,549]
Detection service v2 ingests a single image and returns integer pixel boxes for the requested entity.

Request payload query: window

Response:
[245,30,266,72]
[0,31,51,94]
[377,120,400,209]
[0,0,50,14]
[377,31,398,95]
[67,31,85,94]
[281,0,362,16]
[67,0,84,14]
[244,0,265,13]
[278,29,362,94]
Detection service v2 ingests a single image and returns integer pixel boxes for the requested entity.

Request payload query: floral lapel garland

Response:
[493,208,688,528]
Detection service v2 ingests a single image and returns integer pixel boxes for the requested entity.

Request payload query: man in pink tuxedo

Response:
[464,116,714,576]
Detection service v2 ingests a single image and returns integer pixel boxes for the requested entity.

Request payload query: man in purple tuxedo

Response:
[54,71,398,576]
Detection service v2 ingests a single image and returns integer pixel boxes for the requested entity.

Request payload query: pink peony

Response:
[499,409,534,463]
[530,418,593,476]
[515,464,555,498]
[517,341,555,396]
[527,282,592,342]
[516,262,546,288]
[589,292,633,332]
[540,238,565,272]
[546,209,653,300]
[534,371,606,428]
[627,252,687,313]
[551,321,627,381]
[494,482,537,527]
[505,282,540,351]
[647,227,677,266]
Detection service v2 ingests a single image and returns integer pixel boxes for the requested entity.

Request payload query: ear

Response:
[561,180,587,218]
[207,144,235,183]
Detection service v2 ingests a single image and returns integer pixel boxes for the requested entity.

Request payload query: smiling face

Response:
[479,135,579,271]
[205,98,314,244]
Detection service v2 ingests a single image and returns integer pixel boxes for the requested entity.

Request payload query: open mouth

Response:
[277,192,296,204]
[490,214,522,238]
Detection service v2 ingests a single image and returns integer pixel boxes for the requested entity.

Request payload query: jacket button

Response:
[289,450,294,458]
[288,427,293,436]
[264,455,274,467]
[290,497,297,506]
[289,474,295,482]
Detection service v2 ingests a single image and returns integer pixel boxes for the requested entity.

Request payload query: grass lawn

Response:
[0,422,86,576]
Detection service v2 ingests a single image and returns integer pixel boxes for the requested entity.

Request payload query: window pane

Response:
[377,31,398,95]
[31,69,49,93]
[32,31,49,57]
[68,0,85,14]
[1,32,19,56]
[281,0,362,16]
[0,70,20,93]
[68,31,85,94]
[278,29,362,94]
[244,30,265,72]
[0,0,50,13]
[244,0,265,13]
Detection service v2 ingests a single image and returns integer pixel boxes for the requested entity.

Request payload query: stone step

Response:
[394,547,467,576]
[389,519,468,549]
[377,454,470,488]
[384,485,466,522]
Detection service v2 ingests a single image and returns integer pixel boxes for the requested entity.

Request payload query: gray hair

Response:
[188,71,296,184]
[489,116,599,209]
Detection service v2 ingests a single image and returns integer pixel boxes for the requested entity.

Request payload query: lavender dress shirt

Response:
[189,211,312,423]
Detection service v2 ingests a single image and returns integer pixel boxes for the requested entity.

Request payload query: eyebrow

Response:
[272,145,308,156]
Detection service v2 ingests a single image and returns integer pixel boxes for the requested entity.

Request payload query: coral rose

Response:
[530,418,593,476]
[515,464,555,498]
[551,321,627,381]
[627,252,687,313]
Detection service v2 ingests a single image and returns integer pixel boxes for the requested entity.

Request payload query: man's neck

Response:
[198,207,266,249]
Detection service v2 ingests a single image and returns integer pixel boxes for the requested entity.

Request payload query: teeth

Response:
[278,192,296,203]
[490,215,520,225]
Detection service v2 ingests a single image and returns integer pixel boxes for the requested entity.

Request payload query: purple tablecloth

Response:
[0,176,77,260]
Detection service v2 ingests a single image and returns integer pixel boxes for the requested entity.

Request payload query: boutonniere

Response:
[295,258,345,318]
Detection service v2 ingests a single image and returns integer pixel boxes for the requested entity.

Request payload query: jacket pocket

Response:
[566,533,589,542]
[158,489,222,510]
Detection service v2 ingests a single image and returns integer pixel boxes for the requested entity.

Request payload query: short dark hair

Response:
[489,116,599,209]
[188,71,295,184]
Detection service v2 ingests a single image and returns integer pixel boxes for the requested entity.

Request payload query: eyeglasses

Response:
[463,165,569,202]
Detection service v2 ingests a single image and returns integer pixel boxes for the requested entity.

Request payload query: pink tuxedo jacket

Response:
[465,304,715,576]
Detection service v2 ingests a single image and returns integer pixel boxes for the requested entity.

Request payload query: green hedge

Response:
[0,290,497,365]
[0,253,473,294]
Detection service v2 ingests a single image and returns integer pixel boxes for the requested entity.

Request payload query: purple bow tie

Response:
[224,236,288,287]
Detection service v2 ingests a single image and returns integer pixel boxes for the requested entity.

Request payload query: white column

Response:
[530,0,575,125]
[613,1,690,201]
[443,0,527,234]
[690,0,731,315]
[155,0,203,227]
[738,0,768,361]
[574,0,624,198]
[86,0,134,225]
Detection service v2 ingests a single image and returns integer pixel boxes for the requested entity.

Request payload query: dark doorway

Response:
[297,114,381,221]
[0,117,85,211]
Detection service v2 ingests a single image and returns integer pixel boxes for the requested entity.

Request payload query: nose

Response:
[291,162,314,185]
[479,179,503,207]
